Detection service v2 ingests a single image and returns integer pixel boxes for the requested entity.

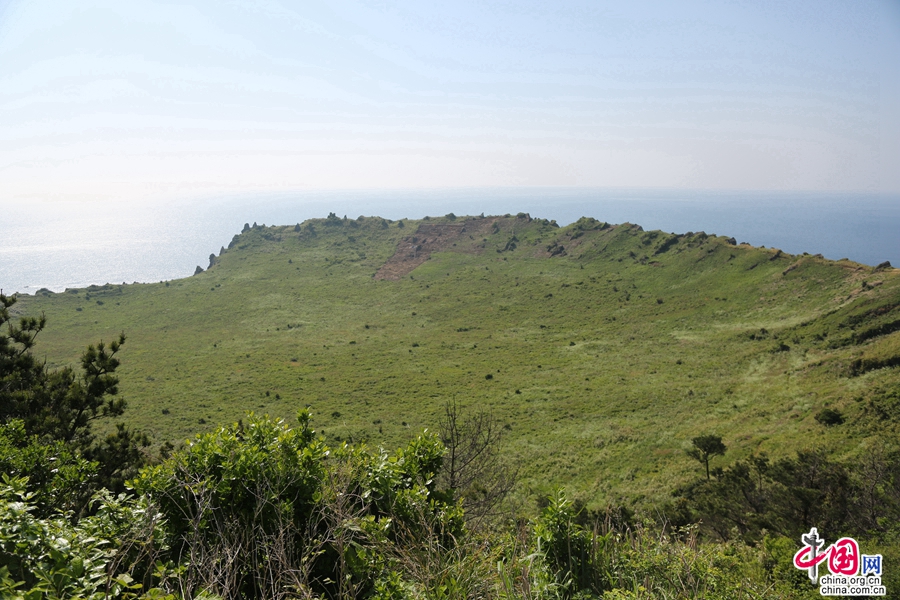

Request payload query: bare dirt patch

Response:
[374,218,506,280]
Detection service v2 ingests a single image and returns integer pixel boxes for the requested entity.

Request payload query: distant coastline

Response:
[2,188,897,295]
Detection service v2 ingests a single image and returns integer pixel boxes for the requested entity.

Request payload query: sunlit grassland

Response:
[16,214,900,508]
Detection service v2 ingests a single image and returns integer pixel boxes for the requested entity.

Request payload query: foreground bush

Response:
[131,411,461,599]
[0,412,865,599]
[496,490,814,600]
[0,476,170,600]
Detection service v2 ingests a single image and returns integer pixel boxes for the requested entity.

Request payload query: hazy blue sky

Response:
[1,0,898,205]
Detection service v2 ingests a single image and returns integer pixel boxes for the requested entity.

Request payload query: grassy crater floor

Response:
[16,213,900,508]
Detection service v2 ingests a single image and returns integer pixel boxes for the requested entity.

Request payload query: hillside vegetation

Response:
[16,212,900,507]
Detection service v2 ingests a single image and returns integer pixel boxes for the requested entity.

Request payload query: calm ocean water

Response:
[1,188,897,295]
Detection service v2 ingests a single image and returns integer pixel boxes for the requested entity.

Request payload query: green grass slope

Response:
[15,213,900,507]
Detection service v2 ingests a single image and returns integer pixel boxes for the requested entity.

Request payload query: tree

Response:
[0,292,148,507]
[1,296,126,445]
[1,294,45,413]
[437,399,517,524]
[687,434,726,480]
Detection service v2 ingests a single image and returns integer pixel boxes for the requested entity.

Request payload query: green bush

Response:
[814,408,844,426]
[0,476,170,600]
[132,411,460,599]
[532,489,611,597]
[0,420,98,517]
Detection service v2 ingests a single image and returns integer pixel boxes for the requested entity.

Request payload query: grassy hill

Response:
[15,212,900,508]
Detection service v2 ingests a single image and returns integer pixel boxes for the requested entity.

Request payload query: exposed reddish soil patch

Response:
[374,218,505,280]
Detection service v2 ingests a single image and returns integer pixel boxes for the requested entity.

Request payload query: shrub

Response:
[132,412,460,600]
[814,408,844,426]
[0,421,99,517]
[0,476,170,599]
[531,489,611,596]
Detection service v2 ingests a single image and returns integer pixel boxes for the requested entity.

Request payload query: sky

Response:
[1,0,899,206]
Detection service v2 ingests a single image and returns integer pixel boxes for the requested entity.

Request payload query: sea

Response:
[1,188,897,295]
